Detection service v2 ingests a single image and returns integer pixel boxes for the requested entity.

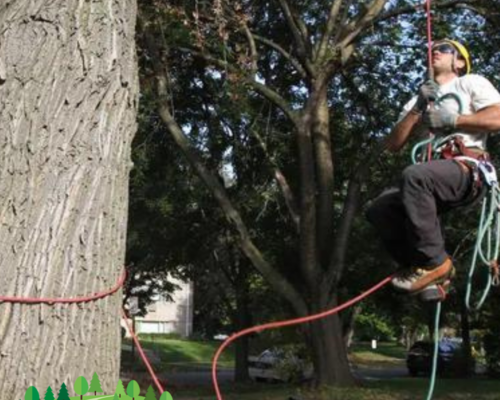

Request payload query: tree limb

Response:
[253,34,307,78]
[177,47,300,126]
[338,0,388,49]
[250,119,300,231]
[316,0,344,62]
[374,0,480,25]
[276,0,308,57]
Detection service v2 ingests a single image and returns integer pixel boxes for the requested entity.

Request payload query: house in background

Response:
[123,276,194,338]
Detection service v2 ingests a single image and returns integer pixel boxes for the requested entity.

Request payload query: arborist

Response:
[366,39,500,300]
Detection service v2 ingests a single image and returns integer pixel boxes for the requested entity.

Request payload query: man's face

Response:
[431,42,465,75]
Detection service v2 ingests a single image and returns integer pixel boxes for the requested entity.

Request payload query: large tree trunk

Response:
[0,1,138,398]
[309,314,354,385]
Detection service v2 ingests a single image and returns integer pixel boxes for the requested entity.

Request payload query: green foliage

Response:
[43,386,55,400]
[73,376,89,397]
[145,385,157,400]
[24,386,40,400]
[354,310,396,341]
[89,372,102,394]
[127,380,141,399]
[56,383,70,400]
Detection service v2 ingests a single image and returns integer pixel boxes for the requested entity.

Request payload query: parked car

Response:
[248,348,312,383]
[406,339,475,377]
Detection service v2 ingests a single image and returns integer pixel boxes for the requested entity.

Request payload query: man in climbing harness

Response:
[367,39,500,300]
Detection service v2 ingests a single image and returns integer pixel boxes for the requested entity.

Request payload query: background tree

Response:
[89,372,103,396]
[127,380,141,400]
[115,379,126,398]
[159,391,174,400]
[74,376,88,400]
[24,387,40,400]
[56,383,70,400]
[43,386,55,400]
[0,1,138,398]
[145,385,157,400]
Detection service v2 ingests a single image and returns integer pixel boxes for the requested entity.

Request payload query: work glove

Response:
[423,108,459,131]
[412,80,439,114]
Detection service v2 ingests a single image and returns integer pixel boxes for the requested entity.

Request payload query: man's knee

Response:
[401,164,428,187]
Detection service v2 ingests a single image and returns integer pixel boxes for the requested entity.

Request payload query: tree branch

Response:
[241,23,258,74]
[338,0,388,49]
[177,47,300,127]
[374,0,480,25]
[276,0,315,75]
[316,0,344,62]
[253,34,307,78]
[250,119,300,231]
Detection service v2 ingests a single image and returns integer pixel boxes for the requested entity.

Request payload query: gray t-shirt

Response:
[399,74,500,150]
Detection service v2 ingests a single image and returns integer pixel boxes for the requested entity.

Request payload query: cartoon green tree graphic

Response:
[115,379,126,398]
[43,386,55,400]
[74,376,89,400]
[159,391,173,400]
[89,372,103,395]
[113,394,119,400]
[126,380,140,400]
[144,385,157,400]
[57,383,70,400]
[24,386,40,400]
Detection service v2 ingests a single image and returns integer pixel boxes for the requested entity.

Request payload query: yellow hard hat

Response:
[438,39,471,75]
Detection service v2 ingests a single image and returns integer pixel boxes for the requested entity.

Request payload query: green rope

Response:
[425,302,442,400]
[465,184,500,310]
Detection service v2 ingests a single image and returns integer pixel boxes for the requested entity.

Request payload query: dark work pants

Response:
[366,159,472,268]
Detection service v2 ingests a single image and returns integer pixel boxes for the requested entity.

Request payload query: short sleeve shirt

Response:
[399,74,500,150]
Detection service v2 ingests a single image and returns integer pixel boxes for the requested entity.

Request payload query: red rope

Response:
[425,0,434,160]
[426,0,434,79]
[0,268,127,304]
[211,275,393,400]
[121,308,165,395]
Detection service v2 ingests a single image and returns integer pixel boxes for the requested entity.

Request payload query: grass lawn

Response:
[168,379,500,400]
[122,335,235,371]
[121,338,499,399]
[349,341,406,366]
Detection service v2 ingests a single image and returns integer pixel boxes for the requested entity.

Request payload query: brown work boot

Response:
[391,258,454,294]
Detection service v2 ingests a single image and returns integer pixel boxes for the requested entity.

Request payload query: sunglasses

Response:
[432,43,456,54]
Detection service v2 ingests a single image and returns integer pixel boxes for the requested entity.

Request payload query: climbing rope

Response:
[465,182,500,310]
[0,268,166,396]
[211,276,393,400]
[0,268,126,304]
[121,308,165,395]
[425,302,442,400]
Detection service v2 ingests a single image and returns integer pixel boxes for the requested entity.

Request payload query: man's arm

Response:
[456,104,500,133]
[425,104,500,134]
[385,111,422,153]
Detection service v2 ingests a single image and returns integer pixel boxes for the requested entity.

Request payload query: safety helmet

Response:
[436,39,471,75]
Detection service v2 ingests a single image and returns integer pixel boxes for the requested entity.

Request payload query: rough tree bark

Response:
[0,1,138,398]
